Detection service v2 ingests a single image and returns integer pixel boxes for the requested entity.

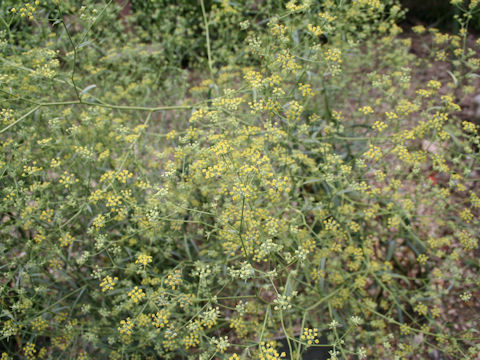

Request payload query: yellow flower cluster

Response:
[301,327,320,345]
[359,106,374,115]
[128,286,146,303]
[460,208,474,223]
[11,1,40,20]
[307,23,323,36]
[135,253,152,266]
[0,109,14,124]
[166,269,182,290]
[118,317,134,336]
[183,322,201,349]
[324,48,342,63]
[462,121,477,133]
[92,214,106,229]
[100,276,118,292]
[23,342,36,360]
[414,303,428,316]
[105,194,122,209]
[249,98,281,114]
[458,230,477,251]
[152,309,169,331]
[33,229,46,244]
[275,50,301,74]
[417,254,428,265]
[364,144,383,160]
[59,232,74,247]
[59,171,78,189]
[31,317,48,332]
[298,83,314,97]
[412,25,426,34]
[286,0,310,12]
[22,162,43,176]
[373,120,387,132]
[355,0,382,9]
[230,316,248,338]
[285,101,304,121]
[258,342,286,360]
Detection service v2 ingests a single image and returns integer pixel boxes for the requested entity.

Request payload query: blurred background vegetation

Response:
[400,0,480,32]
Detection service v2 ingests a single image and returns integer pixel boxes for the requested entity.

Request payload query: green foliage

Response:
[1,0,479,359]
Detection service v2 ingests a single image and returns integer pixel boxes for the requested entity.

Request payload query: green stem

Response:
[0,106,39,133]
[61,20,81,102]
[200,0,215,84]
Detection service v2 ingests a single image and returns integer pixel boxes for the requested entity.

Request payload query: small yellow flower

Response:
[412,25,426,34]
[128,286,145,303]
[100,276,118,292]
[460,208,474,223]
[135,253,153,266]
[373,121,387,132]
[300,328,320,345]
[359,105,374,115]
[118,317,134,335]
[59,232,74,247]
[417,254,428,265]
[364,144,383,161]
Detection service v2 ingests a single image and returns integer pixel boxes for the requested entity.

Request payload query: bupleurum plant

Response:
[1,0,479,359]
